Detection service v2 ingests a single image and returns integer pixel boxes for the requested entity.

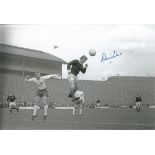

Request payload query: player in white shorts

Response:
[135,96,142,112]
[25,72,60,120]
[72,89,85,116]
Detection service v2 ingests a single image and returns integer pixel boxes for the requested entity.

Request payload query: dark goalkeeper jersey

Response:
[7,95,16,102]
[135,97,142,102]
[67,59,87,76]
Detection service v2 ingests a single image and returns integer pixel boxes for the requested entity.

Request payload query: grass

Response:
[0,107,155,130]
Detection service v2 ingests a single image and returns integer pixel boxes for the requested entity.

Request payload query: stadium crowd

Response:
[0,72,155,108]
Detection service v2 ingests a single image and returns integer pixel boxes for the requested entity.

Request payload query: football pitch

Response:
[0,107,155,130]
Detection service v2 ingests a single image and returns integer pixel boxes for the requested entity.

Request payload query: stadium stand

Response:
[0,43,155,108]
[0,71,155,107]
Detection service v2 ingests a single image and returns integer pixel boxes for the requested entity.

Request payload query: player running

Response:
[72,88,85,116]
[67,55,88,102]
[25,72,60,120]
[7,93,19,114]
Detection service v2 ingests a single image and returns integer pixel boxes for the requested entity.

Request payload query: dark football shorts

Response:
[36,88,48,97]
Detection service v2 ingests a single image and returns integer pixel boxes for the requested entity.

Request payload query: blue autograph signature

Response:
[101,50,122,63]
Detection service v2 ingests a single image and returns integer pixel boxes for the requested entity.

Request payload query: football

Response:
[89,49,96,56]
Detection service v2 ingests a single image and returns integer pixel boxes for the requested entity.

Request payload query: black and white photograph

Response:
[0,24,155,130]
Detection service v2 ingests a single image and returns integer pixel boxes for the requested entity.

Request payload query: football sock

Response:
[33,105,38,116]
[72,108,75,115]
[79,109,82,115]
[44,104,48,116]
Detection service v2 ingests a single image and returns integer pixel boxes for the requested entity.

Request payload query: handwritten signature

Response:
[101,50,122,63]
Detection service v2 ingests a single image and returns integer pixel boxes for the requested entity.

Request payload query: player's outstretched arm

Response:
[51,74,61,79]
[25,76,35,83]
[24,76,29,83]
[42,74,61,80]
